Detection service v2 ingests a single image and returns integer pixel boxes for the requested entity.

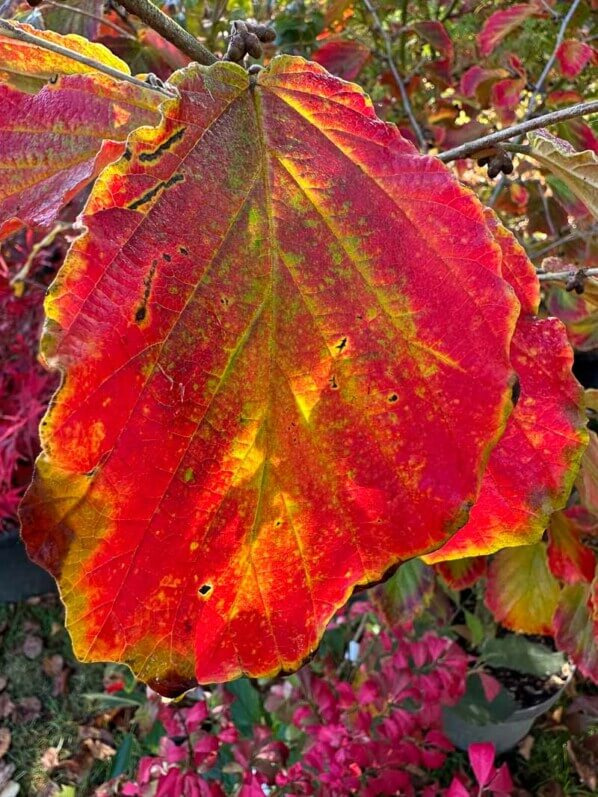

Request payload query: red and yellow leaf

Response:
[311,39,371,81]
[20,57,519,694]
[547,507,597,585]
[553,581,598,682]
[0,22,129,84]
[577,431,598,517]
[485,543,561,635]
[433,557,487,591]
[544,279,598,352]
[425,213,586,563]
[0,23,161,238]
[476,2,547,57]
[556,40,595,79]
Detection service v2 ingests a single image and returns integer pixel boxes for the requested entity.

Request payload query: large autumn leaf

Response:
[20,57,519,694]
[424,212,587,563]
[0,24,161,239]
[485,543,561,635]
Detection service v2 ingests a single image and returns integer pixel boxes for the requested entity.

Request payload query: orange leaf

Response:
[21,57,519,693]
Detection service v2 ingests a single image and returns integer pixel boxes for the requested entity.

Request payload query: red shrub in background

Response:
[95,606,506,797]
[0,232,61,529]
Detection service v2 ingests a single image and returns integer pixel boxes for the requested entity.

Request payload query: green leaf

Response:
[82,692,145,708]
[110,732,134,779]
[464,609,485,648]
[373,559,435,625]
[452,672,518,725]
[225,677,263,737]
[482,635,566,678]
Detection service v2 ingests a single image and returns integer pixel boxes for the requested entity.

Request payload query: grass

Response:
[0,595,127,795]
[512,725,597,796]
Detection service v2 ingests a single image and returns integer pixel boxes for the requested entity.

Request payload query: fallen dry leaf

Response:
[565,695,598,734]
[40,747,61,773]
[0,695,14,720]
[518,734,535,761]
[42,655,69,697]
[82,738,115,762]
[14,696,41,723]
[0,781,19,797]
[78,726,114,746]
[567,737,598,790]
[0,762,15,790]
[22,635,42,660]
[0,729,10,759]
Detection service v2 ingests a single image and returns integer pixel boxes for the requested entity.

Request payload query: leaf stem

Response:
[362,0,428,153]
[0,18,173,96]
[117,0,217,65]
[437,100,598,162]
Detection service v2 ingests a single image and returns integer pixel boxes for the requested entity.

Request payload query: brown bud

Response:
[254,24,276,42]
[244,31,262,59]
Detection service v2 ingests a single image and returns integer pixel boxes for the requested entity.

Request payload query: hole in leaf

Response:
[162,253,171,262]
[511,377,521,407]
[179,246,189,256]
[335,337,347,352]
[388,393,398,403]
[198,583,213,597]
[135,306,146,323]
[329,375,339,390]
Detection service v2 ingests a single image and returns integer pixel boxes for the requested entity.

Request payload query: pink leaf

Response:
[447,776,471,797]
[479,673,502,703]
[468,742,496,788]
[477,2,547,56]
[488,762,514,794]
[556,40,595,78]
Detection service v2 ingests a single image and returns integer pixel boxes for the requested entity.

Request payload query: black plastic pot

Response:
[0,527,56,602]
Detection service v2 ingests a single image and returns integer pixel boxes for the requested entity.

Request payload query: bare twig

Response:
[488,0,583,205]
[117,0,217,65]
[537,267,598,282]
[0,19,173,95]
[528,230,583,260]
[41,0,136,39]
[438,100,598,162]
[362,0,428,153]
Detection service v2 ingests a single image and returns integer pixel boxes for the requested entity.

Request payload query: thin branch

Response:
[41,0,137,39]
[537,268,598,282]
[529,228,596,260]
[362,0,428,153]
[437,100,598,162]
[117,0,216,65]
[488,0,582,205]
[0,19,172,96]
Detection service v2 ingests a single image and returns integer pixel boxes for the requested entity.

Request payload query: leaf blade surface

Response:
[21,57,519,692]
